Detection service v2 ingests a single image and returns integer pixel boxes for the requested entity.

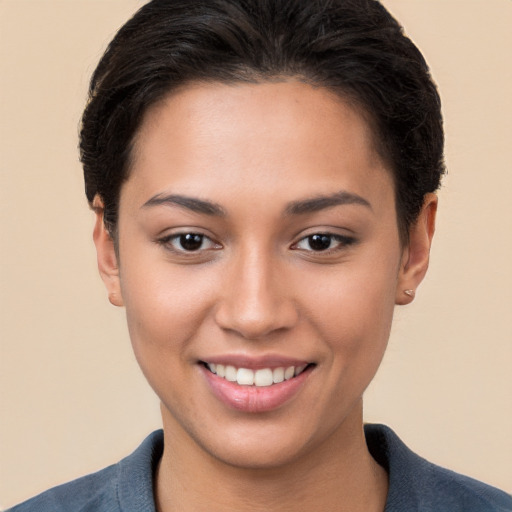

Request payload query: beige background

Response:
[1,0,511,508]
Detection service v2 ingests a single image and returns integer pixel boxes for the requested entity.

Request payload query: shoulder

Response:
[364,424,512,512]
[6,430,164,512]
[5,463,119,512]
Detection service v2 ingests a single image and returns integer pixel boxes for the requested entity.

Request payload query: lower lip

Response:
[201,365,312,413]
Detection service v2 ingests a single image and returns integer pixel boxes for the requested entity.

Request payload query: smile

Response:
[204,363,309,387]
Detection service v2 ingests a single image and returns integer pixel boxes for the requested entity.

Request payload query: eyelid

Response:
[157,229,222,253]
[291,232,357,253]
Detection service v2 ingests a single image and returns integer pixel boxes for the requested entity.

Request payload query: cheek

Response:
[302,250,399,370]
[119,257,218,363]
[118,262,221,419]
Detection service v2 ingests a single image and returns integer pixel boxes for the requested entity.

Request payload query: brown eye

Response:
[160,232,220,253]
[178,233,204,251]
[294,233,356,253]
[307,234,332,251]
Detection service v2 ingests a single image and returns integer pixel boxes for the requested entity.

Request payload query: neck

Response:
[155,402,388,512]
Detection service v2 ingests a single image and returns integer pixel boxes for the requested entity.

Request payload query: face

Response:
[95,81,433,469]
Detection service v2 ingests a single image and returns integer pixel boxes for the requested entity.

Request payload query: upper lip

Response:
[199,354,312,370]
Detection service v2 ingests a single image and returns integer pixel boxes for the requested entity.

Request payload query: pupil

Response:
[180,234,203,251]
[309,234,331,251]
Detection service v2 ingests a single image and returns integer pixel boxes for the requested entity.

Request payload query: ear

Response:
[92,195,124,307]
[396,193,438,305]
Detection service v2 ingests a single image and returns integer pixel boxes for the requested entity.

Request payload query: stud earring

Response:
[404,289,415,298]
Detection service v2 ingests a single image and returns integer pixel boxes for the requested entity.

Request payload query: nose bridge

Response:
[215,242,297,339]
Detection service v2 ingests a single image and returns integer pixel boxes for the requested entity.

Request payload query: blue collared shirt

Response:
[7,425,512,511]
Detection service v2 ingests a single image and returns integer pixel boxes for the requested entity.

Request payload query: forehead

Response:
[135,81,379,160]
[125,80,393,212]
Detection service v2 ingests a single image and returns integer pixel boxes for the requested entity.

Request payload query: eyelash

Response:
[158,232,221,254]
[157,231,355,255]
[291,233,356,254]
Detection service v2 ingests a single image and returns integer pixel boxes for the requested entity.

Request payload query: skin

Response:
[94,81,437,512]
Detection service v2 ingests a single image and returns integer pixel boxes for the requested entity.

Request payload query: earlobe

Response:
[396,193,438,305]
[92,196,124,307]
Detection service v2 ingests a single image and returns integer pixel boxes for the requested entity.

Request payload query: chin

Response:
[205,433,315,471]
[161,402,323,470]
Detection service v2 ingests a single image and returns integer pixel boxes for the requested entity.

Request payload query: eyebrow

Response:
[141,190,371,217]
[284,190,372,215]
[141,193,226,216]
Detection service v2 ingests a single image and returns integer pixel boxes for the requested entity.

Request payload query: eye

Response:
[161,232,220,253]
[294,233,355,252]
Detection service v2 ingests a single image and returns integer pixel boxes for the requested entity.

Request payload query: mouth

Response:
[202,362,313,387]
[200,359,315,412]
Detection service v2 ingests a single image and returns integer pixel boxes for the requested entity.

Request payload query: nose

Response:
[214,247,299,340]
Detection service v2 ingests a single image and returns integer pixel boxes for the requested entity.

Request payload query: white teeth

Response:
[225,365,237,382]
[237,368,254,386]
[295,364,307,376]
[254,368,273,387]
[206,363,309,386]
[272,367,285,384]
[284,366,295,380]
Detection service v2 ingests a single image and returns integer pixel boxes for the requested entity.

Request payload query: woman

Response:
[6,1,511,511]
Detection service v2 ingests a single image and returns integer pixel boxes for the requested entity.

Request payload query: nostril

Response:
[214,298,299,340]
